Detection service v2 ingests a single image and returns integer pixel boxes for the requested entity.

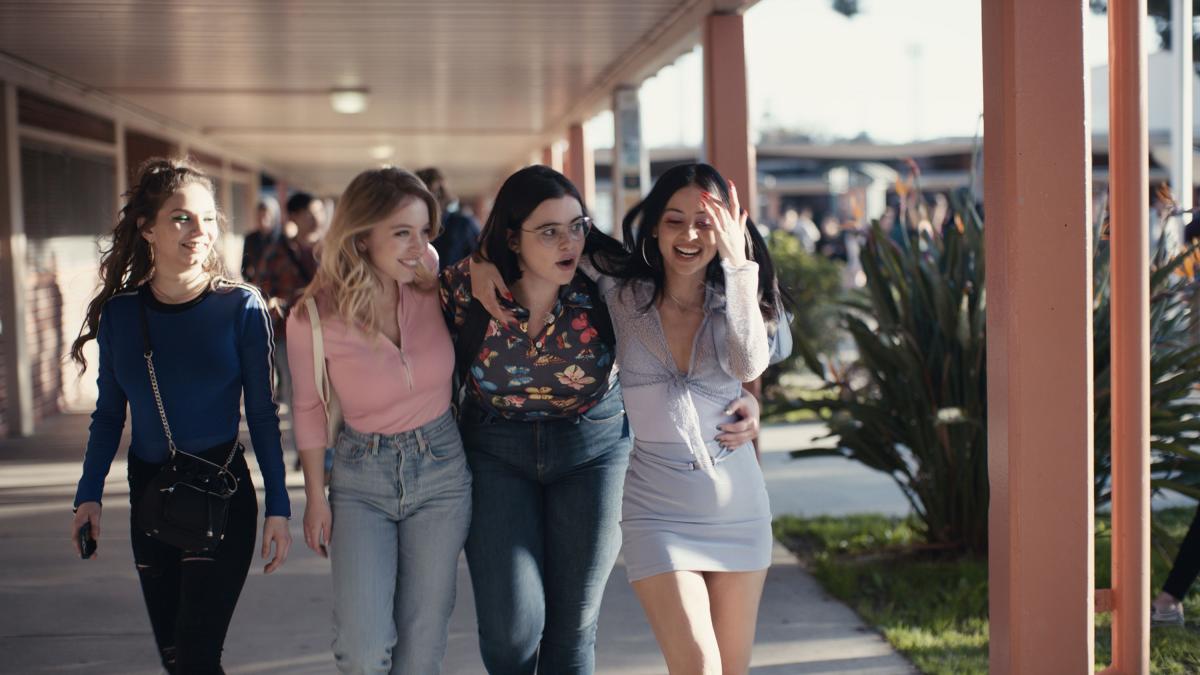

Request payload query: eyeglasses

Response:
[520,216,593,248]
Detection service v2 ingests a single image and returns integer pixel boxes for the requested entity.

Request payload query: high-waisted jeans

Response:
[459,385,632,675]
[328,410,473,675]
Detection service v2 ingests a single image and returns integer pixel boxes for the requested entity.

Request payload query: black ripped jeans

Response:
[127,446,258,675]
[1165,502,1200,602]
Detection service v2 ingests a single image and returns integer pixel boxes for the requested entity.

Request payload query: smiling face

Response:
[656,184,719,276]
[513,196,586,288]
[140,182,219,277]
[361,197,433,286]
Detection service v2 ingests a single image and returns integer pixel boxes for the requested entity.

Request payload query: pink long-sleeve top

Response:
[287,267,454,451]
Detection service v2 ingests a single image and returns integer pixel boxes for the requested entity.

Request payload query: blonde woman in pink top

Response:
[286,167,470,675]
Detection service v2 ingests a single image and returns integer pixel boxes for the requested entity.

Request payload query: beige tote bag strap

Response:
[304,297,331,409]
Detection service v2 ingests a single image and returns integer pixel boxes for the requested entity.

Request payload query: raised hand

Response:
[701,179,749,267]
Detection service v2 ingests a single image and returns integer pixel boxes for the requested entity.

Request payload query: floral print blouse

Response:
[440,258,616,420]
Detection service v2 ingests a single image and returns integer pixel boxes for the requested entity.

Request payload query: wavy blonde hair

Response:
[299,167,441,334]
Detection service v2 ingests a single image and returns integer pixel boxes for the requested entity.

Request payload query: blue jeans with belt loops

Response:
[459,385,632,675]
[328,409,472,675]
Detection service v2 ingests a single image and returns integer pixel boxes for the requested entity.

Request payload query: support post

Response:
[0,82,33,437]
[565,123,595,210]
[1107,0,1151,671]
[982,1,1095,672]
[612,85,649,240]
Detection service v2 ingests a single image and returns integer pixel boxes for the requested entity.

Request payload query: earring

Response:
[640,237,655,269]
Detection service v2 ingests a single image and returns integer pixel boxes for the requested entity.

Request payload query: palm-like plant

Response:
[790,179,1200,558]
[790,186,989,554]
[1093,211,1200,559]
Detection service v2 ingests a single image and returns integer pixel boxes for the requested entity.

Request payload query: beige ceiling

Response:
[0,0,755,197]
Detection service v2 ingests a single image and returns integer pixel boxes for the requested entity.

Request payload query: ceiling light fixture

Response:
[370,144,396,161]
[330,87,369,115]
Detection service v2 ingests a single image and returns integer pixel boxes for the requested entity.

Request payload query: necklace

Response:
[665,289,703,313]
[150,275,209,304]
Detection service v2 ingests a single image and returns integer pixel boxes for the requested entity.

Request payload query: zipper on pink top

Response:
[398,350,415,390]
[393,289,415,390]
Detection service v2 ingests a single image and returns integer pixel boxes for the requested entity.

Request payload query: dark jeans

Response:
[1165,502,1200,601]
[459,385,632,675]
[127,445,258,675]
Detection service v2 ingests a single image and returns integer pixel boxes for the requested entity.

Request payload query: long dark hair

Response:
[70,157,227,369]
[477,165,622,283]
[591,162,787,323]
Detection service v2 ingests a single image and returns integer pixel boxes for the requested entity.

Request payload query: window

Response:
[21,141,116,271]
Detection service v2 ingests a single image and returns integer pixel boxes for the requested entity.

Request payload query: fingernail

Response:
[724,409,733,415]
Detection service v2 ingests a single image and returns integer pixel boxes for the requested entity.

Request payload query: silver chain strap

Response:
[143,348,238,473]
[143,349,178,456]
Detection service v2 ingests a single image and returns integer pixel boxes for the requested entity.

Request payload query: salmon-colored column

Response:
[982,1,1094,673]
[1107,0,1150,672]
[703,12,756,212]
[564,124,595,209]
[703,11,762,408]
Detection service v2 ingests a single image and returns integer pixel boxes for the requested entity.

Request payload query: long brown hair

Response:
[70,157,227,368]
[297,167,441,334]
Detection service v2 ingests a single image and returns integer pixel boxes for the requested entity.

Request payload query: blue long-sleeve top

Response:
[74,282,291,518]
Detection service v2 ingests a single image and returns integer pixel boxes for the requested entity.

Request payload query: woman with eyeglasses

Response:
[441,165,762,674]
[469,163,790,674]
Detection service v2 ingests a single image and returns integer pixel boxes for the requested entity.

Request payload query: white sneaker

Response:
[1151,602,1185,626]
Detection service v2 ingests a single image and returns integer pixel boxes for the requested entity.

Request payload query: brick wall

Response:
[26,268,64,423]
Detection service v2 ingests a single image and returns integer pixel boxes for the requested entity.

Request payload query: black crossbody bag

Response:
[135,300,241,552]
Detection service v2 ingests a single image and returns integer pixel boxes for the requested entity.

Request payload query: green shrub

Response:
[762,230,842,399]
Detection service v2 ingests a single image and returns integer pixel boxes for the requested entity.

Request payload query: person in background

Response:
[1153,509,1200,626]
[788,206,821,254]
[241,197,281,283]
[417,167,481,270]
[251,192,323,424]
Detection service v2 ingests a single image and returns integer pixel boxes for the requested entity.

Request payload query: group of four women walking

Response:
[70,156,791,675]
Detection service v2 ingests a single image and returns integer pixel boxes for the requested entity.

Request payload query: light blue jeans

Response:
[328,410,472,675]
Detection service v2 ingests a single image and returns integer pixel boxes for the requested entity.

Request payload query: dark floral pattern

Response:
[440,259,615,420]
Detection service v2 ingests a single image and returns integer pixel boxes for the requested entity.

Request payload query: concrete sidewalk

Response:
[0,413,915,674]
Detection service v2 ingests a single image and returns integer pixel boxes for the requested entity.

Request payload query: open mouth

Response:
[673,246,702,260]
[399,259,420,268]
[182,240,208,252]
[555,256,577,271]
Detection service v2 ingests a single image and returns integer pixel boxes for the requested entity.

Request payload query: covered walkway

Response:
[0,412,914,674]
[0,0,1177,672]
